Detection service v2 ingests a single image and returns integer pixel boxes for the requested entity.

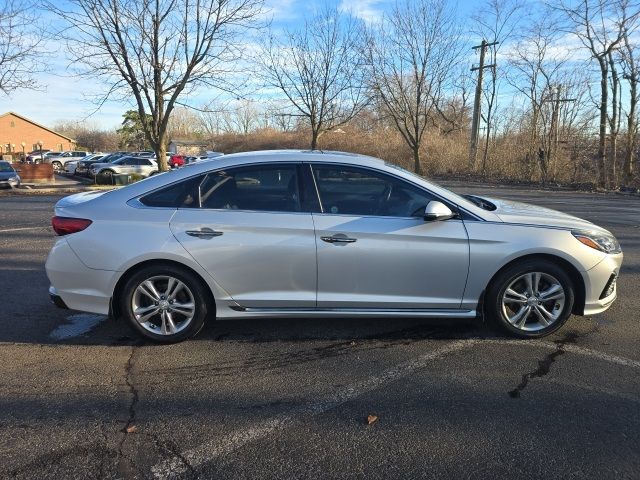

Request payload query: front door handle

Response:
[186,227,223,239]
[321,234,357,244]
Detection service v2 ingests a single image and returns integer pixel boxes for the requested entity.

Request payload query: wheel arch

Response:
[483,253,586,316]
[110,259,216,320]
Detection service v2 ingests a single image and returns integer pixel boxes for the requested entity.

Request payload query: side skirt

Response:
[216,305,477,320]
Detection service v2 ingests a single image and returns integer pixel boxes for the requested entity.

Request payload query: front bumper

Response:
[582,252,623,315]
[0,179,20,188]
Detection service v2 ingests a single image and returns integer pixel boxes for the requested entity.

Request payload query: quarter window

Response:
[312,165,436,217]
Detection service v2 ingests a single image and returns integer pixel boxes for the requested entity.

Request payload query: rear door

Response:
[168,163,318,308]
[309,163,470,309]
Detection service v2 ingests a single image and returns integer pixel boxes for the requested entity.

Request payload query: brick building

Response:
[0,112,76,159]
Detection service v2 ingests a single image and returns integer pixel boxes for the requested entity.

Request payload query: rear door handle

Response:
[186,228,223,239]
[321,235,357,244]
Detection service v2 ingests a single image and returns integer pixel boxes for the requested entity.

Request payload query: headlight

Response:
[572,230,621,254]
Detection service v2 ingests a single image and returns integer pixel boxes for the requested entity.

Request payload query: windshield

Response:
[0,162,15,172]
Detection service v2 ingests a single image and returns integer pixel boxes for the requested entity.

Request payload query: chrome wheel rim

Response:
[131,275,195,336]
[501,272,565,332]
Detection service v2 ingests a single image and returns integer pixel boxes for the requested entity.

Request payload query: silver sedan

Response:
[46,150,622,342]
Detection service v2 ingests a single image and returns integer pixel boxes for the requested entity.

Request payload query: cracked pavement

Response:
[0,183,639,479]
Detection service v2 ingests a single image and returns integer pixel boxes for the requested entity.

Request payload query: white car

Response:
[65,153,106,175]
[46,151,92,171]
[46,150,622,343]
[89,156,158,180]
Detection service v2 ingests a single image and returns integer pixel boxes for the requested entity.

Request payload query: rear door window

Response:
[140,163,303,213]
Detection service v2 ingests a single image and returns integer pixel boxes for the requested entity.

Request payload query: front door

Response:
[310,164,469,309]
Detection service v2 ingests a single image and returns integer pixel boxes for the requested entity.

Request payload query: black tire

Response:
[119,264,212,343]
[52,161,62,171]
[485,259,575,338]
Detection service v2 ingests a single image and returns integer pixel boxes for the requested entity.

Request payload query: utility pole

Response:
[543,84,576,180]
[469,40,498,170]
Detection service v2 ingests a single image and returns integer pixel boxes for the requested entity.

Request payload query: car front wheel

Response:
[51,161,62,171]
[120,265,211,342]
[485,259,575,338]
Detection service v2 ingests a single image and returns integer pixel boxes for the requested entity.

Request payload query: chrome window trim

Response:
[129,159,485,222]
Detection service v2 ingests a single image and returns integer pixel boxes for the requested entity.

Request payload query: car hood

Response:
[0,171,18,180]
[481,196,609,233]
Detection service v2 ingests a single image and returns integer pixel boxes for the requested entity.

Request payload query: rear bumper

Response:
[45,238,116,315]
[582,253,623,316]
[49,286,69,309]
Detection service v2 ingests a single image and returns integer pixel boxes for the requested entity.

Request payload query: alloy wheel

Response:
[501,272,565,332]
[131,275,196,336]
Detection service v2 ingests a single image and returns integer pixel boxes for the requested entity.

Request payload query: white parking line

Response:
[151,339,477,478]
[151,337,640,477]
[0,226,46,233]
[49,313,108,340]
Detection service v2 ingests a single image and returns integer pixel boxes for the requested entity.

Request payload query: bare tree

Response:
[365,0,463,174]
[259,6,368,150]
[507,17,567,180]
[553,0,635,187]
[0,0,45,94]
[48,0,263,170]
[620,11,640,185]
[607,49,623,185]
[223,99,260,134]
[167,107,204,140]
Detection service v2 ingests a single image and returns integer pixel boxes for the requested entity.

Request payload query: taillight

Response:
[51,216,92,235]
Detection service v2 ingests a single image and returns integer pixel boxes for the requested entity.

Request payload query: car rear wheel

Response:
[485,259,575,338]
[120,265,211,342]
[52,161,62,171]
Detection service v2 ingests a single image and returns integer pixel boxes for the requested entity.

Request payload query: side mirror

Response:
[424,201,455,221]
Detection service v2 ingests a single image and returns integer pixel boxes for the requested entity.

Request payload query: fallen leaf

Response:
[125,425,138,434]
[366,415,378,425]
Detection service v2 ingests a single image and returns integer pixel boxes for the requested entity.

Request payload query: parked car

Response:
[65,153,106,175]
[89,156,158,180]
[169,154,185,168]
[75,152,127,177]
[46,150,623,343]
[25,150,55,163]
[0,161,20,188]
[46,151,91,171]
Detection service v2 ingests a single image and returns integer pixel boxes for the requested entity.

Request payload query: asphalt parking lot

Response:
[1,183,639,479]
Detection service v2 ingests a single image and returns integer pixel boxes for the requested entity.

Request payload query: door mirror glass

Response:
[424,201,455,221]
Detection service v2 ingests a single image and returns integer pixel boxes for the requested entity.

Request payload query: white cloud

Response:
[338,0,386,24]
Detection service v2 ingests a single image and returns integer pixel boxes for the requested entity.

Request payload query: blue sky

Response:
[0,0,541,131]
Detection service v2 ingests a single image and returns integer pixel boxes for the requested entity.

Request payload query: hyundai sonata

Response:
[46,150,622,342]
